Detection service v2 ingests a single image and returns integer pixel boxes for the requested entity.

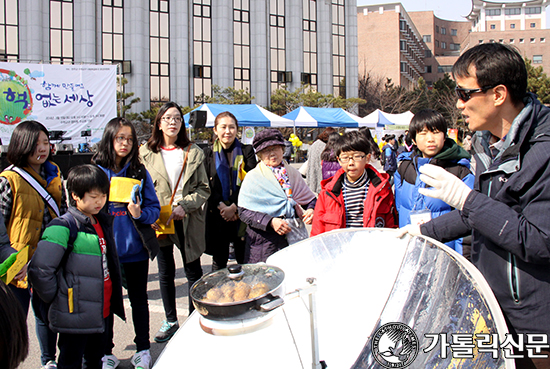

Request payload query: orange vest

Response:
[0,163,62,288]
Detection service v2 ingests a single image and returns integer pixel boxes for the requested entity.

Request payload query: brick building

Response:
[358,0,549,89]
[357,3,426,90]
[464,0,550,74]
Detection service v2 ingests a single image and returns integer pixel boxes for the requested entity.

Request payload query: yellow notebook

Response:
[156,204,175,235]
[109,177,140,203]
[1,246,29,285]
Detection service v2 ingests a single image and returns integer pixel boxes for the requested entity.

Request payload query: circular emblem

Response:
[0,68,34,125]
[372,322,419,368]
[375,216,386,228]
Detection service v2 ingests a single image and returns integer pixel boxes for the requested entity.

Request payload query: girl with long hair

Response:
[93,117,161,369]
[139,102,210,343]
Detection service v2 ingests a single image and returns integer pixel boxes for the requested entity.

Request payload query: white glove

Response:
[395,224,421,238]
[418,164,472,211]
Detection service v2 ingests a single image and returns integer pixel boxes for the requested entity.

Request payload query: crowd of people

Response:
[1,42,549,369]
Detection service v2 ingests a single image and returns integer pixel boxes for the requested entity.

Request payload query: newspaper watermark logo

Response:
[372,322,419,368]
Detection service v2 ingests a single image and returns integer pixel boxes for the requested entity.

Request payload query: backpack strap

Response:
[397,159,416,185]
[59,213,79,268]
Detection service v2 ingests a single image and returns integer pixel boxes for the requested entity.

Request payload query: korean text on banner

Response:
[0,62,117,145]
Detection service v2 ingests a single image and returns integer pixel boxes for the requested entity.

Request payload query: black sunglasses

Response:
[455,85,497,102]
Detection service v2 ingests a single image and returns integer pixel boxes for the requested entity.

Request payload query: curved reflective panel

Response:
[268,229,512,369]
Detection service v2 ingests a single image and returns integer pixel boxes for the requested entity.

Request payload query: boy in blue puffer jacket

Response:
[394,109,474,255]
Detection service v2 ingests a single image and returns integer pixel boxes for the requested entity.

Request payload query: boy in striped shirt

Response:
[311,130,397,235]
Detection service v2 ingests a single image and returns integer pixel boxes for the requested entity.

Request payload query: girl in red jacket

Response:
[311,130,397,236]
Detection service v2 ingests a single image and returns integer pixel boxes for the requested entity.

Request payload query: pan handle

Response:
[258,296,285,312]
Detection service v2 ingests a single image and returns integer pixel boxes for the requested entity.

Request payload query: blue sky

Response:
[356,0,549,24]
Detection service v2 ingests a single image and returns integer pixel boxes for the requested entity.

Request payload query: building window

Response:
[0,0,18,61]
[450,43,460,50]
[102,0,124,66]
[400,62,406,73]
[302,0,317,87]
[423,35,431,43]
[499,39,503,43]
[479,39,483,44]
[533,55,543,64]
[234,0,251,91]
[425,65,432,73]
[399,20,406,31]
[440,27,446,35]
[530,38,535,43]
[505,8,521,16]
[525,7,541,15]
[150,0,171,104]
[332,0,346,98]
[435,40,439,47]
[486,9,501,16]
[510,24,515,29]
[400,40,406,51]
[437,65,452,73]
[301,72,315,85]
[192,0,212,103]
[490,24,495,30]
[441,41,446,49]
[435,25,439,34]
[541,38,545,43]
[425,49,432,58]
[451,29,457,36]
[50,0,74,63]
[519,38,524,43]
[530,23,536,28]
[270,0,286,92]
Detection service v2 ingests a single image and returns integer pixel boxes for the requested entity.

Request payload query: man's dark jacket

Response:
[421,95,550,336]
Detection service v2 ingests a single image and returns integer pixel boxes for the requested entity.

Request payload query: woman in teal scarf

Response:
[203,112,257,270]
[239,129,316,263]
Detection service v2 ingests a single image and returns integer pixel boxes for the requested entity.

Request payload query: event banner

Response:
[0,62,117,145]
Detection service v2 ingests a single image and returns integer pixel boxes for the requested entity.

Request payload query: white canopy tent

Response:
[183,103,295,127]
[359,109,414,128]
[282,106,365,128]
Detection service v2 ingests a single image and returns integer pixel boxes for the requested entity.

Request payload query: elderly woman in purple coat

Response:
[238,129,316,263]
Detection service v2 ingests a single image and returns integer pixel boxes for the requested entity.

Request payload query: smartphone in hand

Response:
[131,184,141,205]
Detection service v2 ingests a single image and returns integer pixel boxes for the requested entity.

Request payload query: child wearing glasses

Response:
[93,117,161,369]
[394,109,474,256]
[311,130,397,236]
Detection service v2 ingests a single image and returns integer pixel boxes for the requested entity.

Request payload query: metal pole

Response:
[306,278,322,369]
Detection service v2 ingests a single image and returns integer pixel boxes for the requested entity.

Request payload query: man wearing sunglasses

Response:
[399,42,550,368]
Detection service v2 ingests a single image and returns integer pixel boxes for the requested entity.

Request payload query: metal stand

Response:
[285,277,326,369]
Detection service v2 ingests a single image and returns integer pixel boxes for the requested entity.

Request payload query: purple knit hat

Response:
[253,129,285,152]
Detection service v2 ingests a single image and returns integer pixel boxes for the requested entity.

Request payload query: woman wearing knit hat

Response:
[238,129,316,263]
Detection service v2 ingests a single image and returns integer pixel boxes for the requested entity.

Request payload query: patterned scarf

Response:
[214,138,246,201]
[270,164,292,197]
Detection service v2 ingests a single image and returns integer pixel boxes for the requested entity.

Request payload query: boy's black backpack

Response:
[380,147,387,166]
[59,213,79,268]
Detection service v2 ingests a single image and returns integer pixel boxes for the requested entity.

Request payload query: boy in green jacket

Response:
[29,165,125,369]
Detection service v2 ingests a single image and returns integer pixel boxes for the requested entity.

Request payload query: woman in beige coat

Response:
[140,102,210,343]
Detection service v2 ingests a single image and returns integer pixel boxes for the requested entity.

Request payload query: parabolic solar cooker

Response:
[153,228,514,369]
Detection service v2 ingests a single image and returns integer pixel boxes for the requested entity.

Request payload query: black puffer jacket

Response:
[29,207,125,334]
[422,95,550,336]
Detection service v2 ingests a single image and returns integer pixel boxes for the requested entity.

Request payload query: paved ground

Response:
[20,252,214,368]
